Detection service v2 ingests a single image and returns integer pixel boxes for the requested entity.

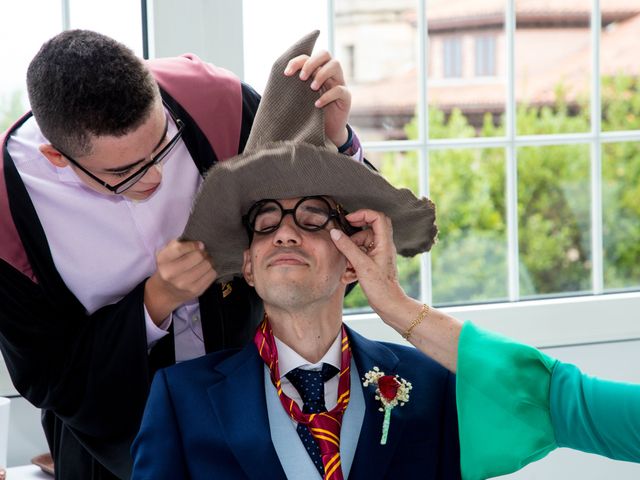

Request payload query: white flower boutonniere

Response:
[362,366,412,445]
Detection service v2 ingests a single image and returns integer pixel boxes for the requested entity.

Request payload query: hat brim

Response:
[183,142,437,281]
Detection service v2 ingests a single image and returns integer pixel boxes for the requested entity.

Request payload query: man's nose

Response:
[142,163,162,183]
[273,214,302,245]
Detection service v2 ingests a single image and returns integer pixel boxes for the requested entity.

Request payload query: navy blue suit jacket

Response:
[132,327,461,479]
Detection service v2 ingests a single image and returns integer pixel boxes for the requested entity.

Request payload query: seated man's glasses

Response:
[243,196,360,236]
[53,101,185,194]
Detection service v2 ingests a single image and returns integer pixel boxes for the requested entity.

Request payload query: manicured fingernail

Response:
[314,100,322,108]
[310,81,318,90]
[198,242,205,250]
[330,229,342,241]
[299,71,307,80]
[284,67,291,75]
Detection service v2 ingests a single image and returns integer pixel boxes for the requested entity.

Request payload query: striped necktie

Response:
[254,317,351,480]
[286,364,339,476]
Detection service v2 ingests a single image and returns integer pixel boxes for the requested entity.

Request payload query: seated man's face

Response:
[241,197,355,309]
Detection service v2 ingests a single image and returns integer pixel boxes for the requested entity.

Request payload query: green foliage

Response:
[345,74,640,310]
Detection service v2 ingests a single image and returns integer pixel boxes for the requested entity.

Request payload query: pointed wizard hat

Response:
[182,30,437,280]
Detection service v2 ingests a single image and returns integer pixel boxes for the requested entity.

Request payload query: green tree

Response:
[345,74,640,310]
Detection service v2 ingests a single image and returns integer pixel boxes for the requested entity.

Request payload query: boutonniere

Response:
[362,366,412,445]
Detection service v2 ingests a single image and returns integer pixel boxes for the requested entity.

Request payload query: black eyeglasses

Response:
[243,196,360,236]
[54,102,185,194]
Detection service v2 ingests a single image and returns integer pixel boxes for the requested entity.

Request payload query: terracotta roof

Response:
[426,0,639,19]
[350,10,640,118]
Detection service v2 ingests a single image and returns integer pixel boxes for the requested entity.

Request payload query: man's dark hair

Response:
[27,29,159,157]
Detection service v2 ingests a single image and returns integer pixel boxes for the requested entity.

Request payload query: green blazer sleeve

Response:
[456,322,558,480]
[551,361,640,462]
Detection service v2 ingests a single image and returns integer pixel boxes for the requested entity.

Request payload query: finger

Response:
[158,239,204,262]
[161,250,211,280]
[309,59,344,90]
[298,50,332,81]
[315,85,351,109]
[349,229,375,252]
[191,268,218,296]
[167,258,214,292]
[283,54,309,76]
[345,209,393,249]
[329,228,371,271]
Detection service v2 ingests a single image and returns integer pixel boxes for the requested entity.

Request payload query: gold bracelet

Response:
[402,304,429,340]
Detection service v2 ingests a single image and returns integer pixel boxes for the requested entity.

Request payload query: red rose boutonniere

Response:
[363,366,412,444]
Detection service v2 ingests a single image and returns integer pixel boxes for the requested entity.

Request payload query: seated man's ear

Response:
[39,144,69,168]
[242,249,254,287]
[341,259,358,285]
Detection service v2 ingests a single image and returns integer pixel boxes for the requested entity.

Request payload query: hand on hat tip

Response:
[329,209,408,315]
[284,50,351,148]
[144,239,217,324]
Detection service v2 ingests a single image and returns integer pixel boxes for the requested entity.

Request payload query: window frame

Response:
[50,0,640,348]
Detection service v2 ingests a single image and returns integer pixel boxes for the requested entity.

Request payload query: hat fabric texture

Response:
[182,30,437,281]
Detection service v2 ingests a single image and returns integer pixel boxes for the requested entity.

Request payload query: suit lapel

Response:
[207,343,286,479]
[346,328,408,479]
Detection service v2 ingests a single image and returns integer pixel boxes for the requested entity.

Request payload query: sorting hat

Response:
[182,30,437,280]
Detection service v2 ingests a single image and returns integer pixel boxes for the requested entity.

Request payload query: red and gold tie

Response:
[254,317,351,480]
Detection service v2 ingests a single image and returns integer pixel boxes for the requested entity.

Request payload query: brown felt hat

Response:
[182,30,437,280]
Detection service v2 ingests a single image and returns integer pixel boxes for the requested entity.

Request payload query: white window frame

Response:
[150,0,640,348]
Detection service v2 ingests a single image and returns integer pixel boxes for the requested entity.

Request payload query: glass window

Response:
[518,144,592,298]
[603,142,640,291]
[334,0,418,142]
[601,0,640,132]
[443,36,463,78]
[475,35,496,77]
[1,1,62,128]
[430,148,508,305]
[515,0,591,135]
[428,0,506,139]
[239,0,640,307]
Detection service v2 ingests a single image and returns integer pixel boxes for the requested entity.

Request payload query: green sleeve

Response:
[551,361,640,461]
[457,322,558,480]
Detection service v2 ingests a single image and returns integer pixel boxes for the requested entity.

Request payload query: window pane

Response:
[515,0,591,135]
[343,151,421,312]
[600,2,640,132]
[430,148,508,305]
[69,0,143,55]
[243,0,328,94]
[518,145,591,297]
[334,1,418,142]
[428,0,506,139]
[603,142,640,291]
[1,1,61,127]
[475,35,496,77]
[443,37,462,78]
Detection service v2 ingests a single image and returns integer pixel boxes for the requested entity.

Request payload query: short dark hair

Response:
[27,30,159,157]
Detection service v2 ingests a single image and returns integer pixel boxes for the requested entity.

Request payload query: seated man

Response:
[131,31,459,480]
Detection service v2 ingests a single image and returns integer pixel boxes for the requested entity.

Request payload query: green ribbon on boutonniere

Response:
[362,366,412,444]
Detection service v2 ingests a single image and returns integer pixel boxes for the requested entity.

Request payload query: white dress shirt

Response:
[274,332,342,412]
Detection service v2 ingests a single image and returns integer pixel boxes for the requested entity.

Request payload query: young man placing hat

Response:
[132,32,459,480]
[0,30,360,479]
